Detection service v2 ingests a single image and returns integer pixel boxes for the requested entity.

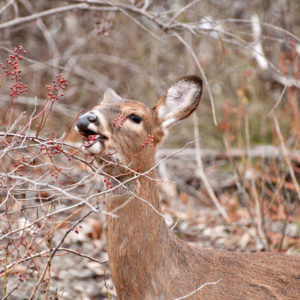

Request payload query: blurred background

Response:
[0,0,298,147]
[0,1,299,299]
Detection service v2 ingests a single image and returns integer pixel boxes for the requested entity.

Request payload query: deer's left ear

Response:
[101,88,125,104]
[154,76,202,129]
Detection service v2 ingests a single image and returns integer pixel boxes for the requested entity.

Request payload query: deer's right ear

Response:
[154,76,202,129]
[101,88,125,104]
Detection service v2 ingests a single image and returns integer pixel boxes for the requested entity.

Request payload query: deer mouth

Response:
[77,128,108,152]
[81,132,108,148]
[83,134,107,148]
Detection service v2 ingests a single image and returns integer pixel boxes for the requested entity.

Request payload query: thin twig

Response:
[1,282,21,300]
[174,279,222,300]
[268,85,287,115]
[168,0,201,25]
[192,114,229,222]
[0,3,115,30]
[0,247,107,275]
[28,210,94,300]
[174,32,218,126]
[0,0,15,15]
[272,113,300,202]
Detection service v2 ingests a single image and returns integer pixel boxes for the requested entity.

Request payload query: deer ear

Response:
[154,76,202,129]
[101,88,125,104]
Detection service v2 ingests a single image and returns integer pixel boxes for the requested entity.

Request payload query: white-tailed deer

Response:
[76,76,300,299]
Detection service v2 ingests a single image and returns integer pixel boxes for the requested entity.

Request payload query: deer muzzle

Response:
[76,112,108,154]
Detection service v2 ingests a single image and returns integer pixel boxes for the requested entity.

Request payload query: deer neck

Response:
[102,152,159,209]
[105,168,165,236]
[104,165,175,295]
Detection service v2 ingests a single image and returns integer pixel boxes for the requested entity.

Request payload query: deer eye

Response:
[128,114,143,124]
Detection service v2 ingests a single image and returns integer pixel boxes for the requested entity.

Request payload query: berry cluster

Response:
[13,163,25,176]
[46,73,68,101]
[40,140,62,158]
[82,135,98,146]
[114,114,127,128]
[1,136,28,149]
[103,178,113,189]
[1,138,11,149]
[12,272,29,283]
[72,225,83,234]
[51,171,59,180]
[141,135,155,148]
[39,133,72,162]
[0,45,28,99]
[50,168,70,186]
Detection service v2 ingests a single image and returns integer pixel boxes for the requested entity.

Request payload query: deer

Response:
[75,75,300,300]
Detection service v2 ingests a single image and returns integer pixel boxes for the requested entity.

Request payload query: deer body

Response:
[105,174,300,300]
[76,76,300,299]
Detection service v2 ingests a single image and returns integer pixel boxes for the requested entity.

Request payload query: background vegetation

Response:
[0,1,299,299]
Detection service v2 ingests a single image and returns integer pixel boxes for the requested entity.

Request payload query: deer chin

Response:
[84,139,103,154]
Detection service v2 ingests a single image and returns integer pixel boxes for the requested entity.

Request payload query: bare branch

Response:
[174,279,222,300]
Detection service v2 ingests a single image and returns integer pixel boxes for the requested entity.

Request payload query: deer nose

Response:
[87,114,97,123]
[76,112,99,131]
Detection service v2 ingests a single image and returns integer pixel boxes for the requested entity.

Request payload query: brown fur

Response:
[106,178,300,299]
[77,76,300,299]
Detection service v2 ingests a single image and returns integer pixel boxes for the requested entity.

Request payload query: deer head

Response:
[75,76,202,177]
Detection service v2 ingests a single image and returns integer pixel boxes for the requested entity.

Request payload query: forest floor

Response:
[5,178,299,300]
